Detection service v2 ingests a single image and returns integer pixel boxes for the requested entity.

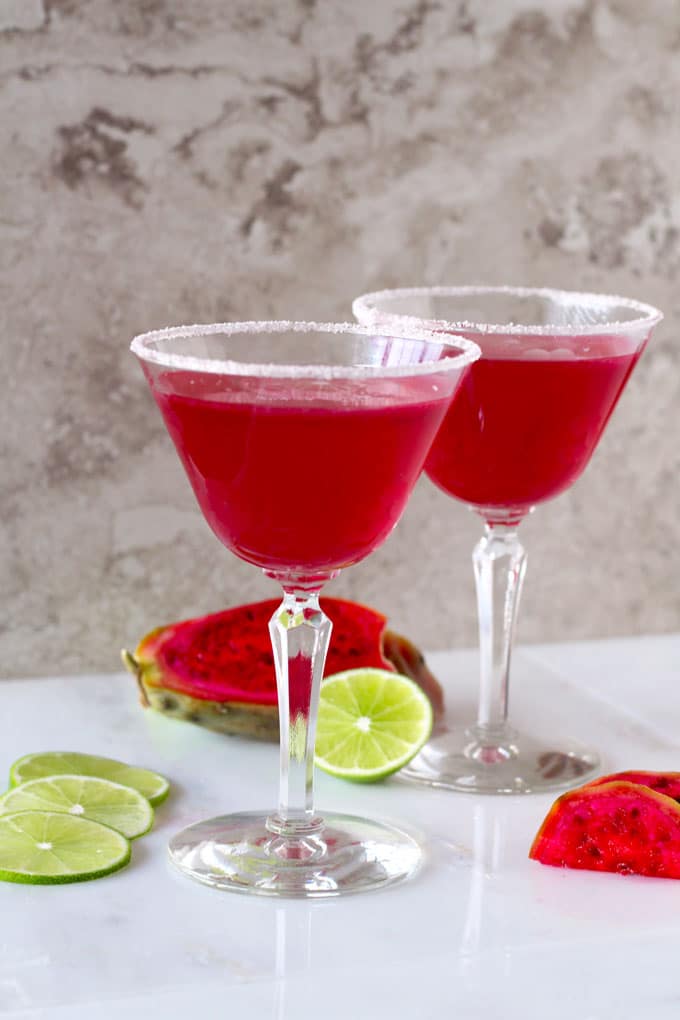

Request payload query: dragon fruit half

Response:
[123,598,443,741]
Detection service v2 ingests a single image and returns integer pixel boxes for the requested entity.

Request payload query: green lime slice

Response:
[9,752,170,806]
[0,775,153,840]
[0,811,131,884]
[314,668,433,782]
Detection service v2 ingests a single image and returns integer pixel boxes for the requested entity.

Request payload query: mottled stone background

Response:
[1,0,679,676]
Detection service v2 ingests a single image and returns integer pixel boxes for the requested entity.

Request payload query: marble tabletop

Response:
[2,634,680,1020]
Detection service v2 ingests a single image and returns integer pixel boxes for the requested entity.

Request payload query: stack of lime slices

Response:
[0,752,169,884]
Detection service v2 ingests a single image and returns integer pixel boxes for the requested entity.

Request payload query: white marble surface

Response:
[3,635,680,1019]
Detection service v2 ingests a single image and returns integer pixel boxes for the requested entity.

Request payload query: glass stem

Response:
[267,590,332,838]
[472,523,527,752]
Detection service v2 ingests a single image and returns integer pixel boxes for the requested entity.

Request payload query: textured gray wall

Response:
[2,0,679,677]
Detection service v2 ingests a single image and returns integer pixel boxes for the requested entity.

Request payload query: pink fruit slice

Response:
[585,770,680,803]
[529,781,680,879]
[123,598,443,740]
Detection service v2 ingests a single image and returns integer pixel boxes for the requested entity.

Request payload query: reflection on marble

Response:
[1,0,679,675]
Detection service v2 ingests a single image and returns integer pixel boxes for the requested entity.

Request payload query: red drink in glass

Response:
[353,286,662,794]
[132,321,480,897]
[149,373,452,576]
[426,338,642,520]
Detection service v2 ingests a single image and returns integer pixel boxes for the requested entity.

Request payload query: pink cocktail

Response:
[354,286,663,795]
[132,321,479,896]
[426,335,641,520]
[150,374,453,577]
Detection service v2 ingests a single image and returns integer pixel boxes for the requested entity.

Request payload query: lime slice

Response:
[0,811,131,884]
[0,775,153,839]
[9,752,170,806]
[314,668,434,782]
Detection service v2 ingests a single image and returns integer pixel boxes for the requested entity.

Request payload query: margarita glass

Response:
[354,286,663,794]
[131,321,479,895]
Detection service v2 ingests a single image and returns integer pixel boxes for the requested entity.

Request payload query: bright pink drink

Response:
[425,335,643,520]
[149,372,453,577]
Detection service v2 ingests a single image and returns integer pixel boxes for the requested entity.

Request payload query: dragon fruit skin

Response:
[529,781,680,879]
[585,770,680,803]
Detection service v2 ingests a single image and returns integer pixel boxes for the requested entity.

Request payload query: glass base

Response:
[399,725,600,795]
[168,811,422,898]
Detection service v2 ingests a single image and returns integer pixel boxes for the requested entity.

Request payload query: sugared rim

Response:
[130,320,481,378]
[353,285,664,336]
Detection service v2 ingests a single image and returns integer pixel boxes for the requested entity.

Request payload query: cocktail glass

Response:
[353,286,663,794]
[131,321,479,895]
